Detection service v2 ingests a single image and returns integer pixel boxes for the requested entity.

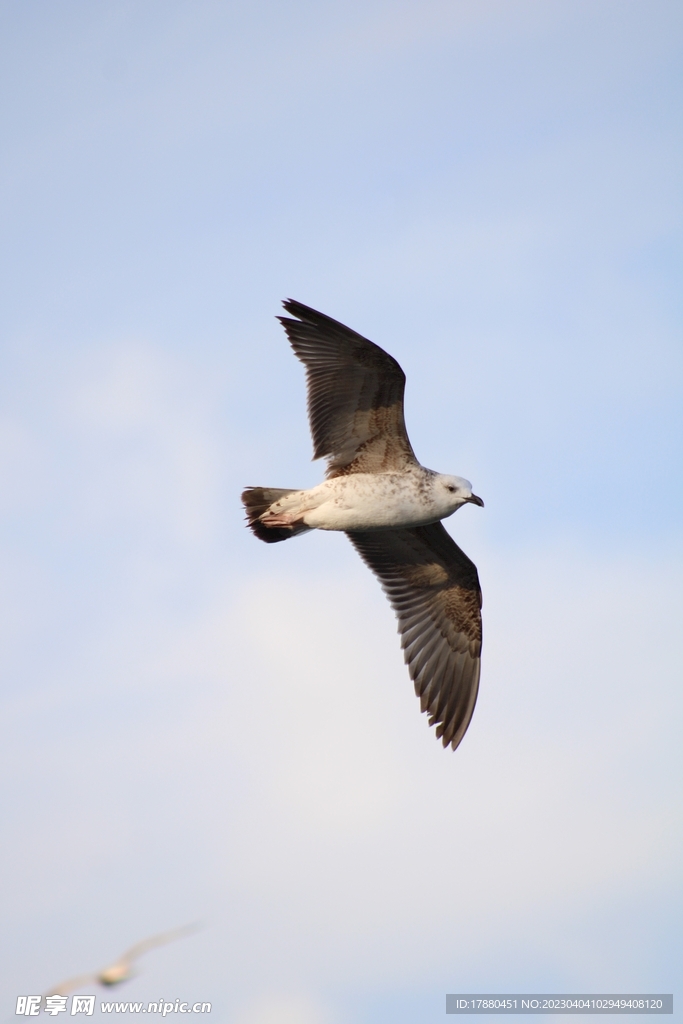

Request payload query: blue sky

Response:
[1,2,681,1021]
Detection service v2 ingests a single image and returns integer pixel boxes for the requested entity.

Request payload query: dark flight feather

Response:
[347,522,482,751]
[278,299,417,476]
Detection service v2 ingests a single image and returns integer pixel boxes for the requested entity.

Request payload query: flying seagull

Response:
[43,924,199,997]
[242,300,484,751]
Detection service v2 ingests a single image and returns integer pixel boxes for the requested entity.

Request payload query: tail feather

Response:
[241,487,311,543]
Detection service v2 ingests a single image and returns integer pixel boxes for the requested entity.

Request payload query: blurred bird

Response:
[43,924,199,997]
[242,300,484,751]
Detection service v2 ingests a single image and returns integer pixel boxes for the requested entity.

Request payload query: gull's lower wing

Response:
[347,522,482,751]
[43,975,95,997]
[278,299,417,476]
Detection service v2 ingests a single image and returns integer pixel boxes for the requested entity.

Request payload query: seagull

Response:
[43,925,199,997]
[242,300,484,751]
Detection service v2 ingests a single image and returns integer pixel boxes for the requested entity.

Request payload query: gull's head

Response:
[434,474,484,516]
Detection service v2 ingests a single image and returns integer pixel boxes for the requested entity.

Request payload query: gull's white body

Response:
[262,469,477,533]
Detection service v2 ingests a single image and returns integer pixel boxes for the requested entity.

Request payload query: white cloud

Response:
[4,537,666,991]
[232,992,333,1024]
[64,341,219,545]
[4,534,679,998]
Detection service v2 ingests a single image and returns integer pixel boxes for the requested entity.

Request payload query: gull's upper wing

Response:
[115,924,199,965]
[347,522,482,751]
[278,299,418,476]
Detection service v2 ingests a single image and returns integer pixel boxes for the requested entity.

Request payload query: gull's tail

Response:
[241,487,313,543]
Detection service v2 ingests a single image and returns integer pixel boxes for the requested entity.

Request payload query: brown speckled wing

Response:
[278,299,417,476]
[347,522,482,751]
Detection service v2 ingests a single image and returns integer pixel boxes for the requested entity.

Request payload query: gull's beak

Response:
[466,493,485,507]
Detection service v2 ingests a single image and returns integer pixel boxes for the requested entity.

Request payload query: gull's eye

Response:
[447,484,456,493]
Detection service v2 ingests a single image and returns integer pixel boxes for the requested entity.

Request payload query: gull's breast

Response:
[302,472,438,532]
